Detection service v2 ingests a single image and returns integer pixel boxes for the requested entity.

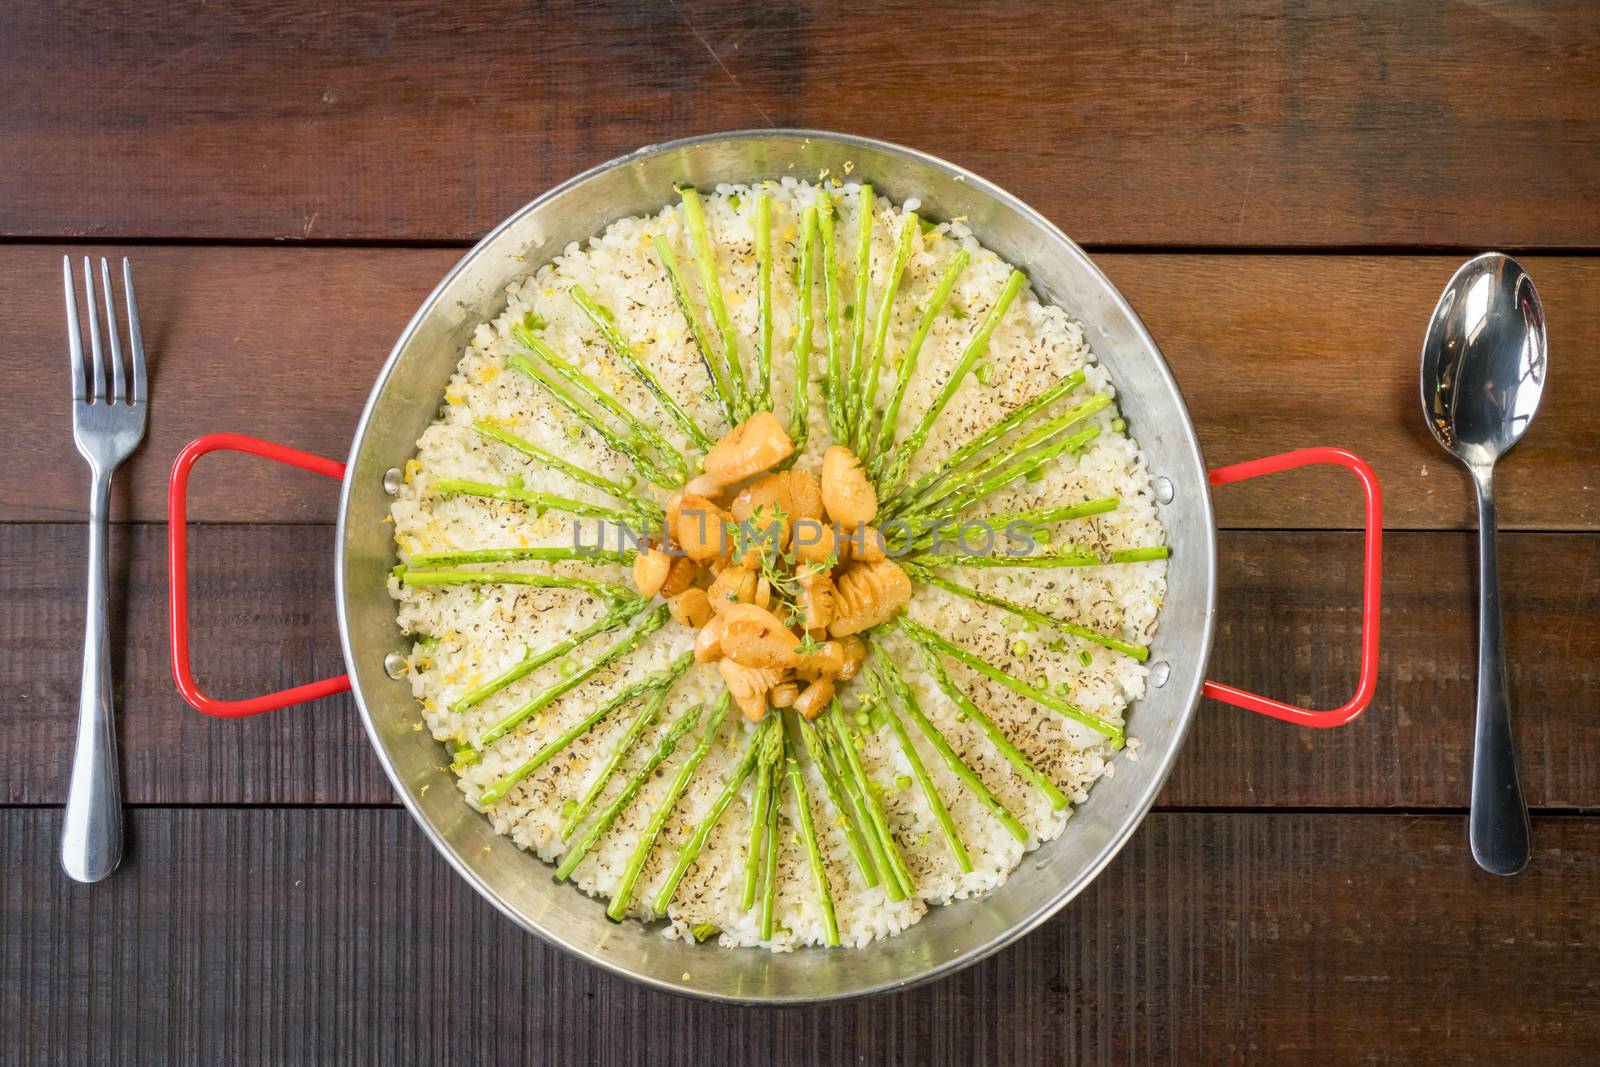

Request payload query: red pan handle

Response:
[1203,447,1382,727]
[168,433,351,717]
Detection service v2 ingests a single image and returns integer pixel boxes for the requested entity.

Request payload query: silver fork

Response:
[61,256,148,883]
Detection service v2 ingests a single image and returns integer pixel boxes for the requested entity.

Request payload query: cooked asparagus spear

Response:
[514,319,690,468]
[755,191,775,411]
[555,701,702,882]
[479,653,693,806]
[759,740,782,940]
[903,565,1149,661]
[506,348,682,490]
[451,597,650,712]
[396,566,631,606]
[868,669,971,872]
[816,189,850,442]
[902,403,1109,524]
[853,212,916,455]
[607,696,730,920]
[914,424,1102,526]
[783,718,840,946]
[911,545,1170,570]
[883,364,1081,502]
[679,186,750,416]
[477,604,671,748]
[560,682,672,840]
[783,205,818,462]
[881,368,1084,508]
[571,285,714,451]
[876,269,1025,495]
[796,712,877,886]
[740,714,783,910]
[1117,546,1171,563]
[952,496,1121,538]
[898,615,1123,747]
[868,250,969,480]
[908,412,1107,524]
[432,477,639,524]
[896,620,1068,806]
[828,704,914,900]
[817,708,897,896]
[471,418,659,522]
[873,649,1031,840]
[739,735,771,911]
[842,183,875,442]
[652,722,762,915]
[405,545,635,568]
[511,323,689,477]
[902,496,1120,555]
[652,233,738,426]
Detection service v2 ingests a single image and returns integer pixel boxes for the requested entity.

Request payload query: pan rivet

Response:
[1150,661,1170,688]
[382,467,405,494]
[1154,476,1174,505]
[383,652,409,679]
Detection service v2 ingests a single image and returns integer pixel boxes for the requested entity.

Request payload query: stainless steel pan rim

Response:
[334,129,1216,1004]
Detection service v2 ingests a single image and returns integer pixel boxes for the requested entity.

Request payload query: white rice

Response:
[388,180,1167,950]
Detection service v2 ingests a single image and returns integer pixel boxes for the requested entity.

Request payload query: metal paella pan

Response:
[167,130,1382,1002]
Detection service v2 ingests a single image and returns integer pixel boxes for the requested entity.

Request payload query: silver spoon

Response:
[1420,252,1545,876]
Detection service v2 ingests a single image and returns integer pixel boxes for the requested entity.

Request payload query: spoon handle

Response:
[1469,468,1530,875]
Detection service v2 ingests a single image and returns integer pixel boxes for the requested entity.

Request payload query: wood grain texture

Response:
[3,807,1596,1065]
[1101,254,1599,533]
[3,1,1598,247]
[2,523,378,806]
[7,523,1597,809]
[3,246,1595,529]
[8,6,1600,1060]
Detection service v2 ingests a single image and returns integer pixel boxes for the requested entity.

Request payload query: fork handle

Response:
[61,469,124,883]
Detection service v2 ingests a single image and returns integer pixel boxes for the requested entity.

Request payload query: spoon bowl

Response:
[1420,252,1546,877]
[1421,253,1547,469]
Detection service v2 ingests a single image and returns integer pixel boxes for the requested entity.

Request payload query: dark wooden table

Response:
[4,2,1598,1063]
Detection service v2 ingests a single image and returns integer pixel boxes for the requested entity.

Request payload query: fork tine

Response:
[99,258,126,403]
[123,258,146,406]
[63,256,84,402]
[82,258,106,401]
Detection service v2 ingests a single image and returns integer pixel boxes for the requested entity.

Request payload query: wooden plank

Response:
[2,246,1594,529]
[3,807,1595,1063]
[2,523,384,807]
[1169,528,1600,810]
[3,2,1597,247]
[7,523,1596,809]
[1102,253,1600,533]
[2,246,439,525]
